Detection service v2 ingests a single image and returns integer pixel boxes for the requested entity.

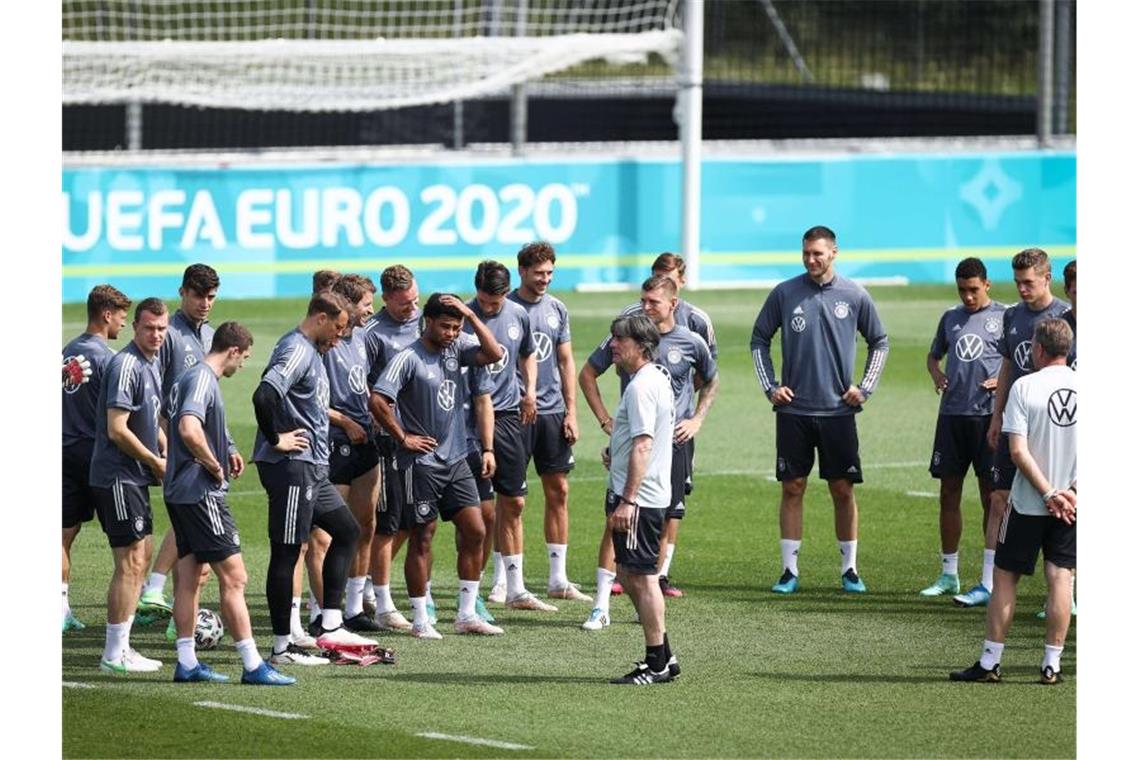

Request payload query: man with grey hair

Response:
[602,314,678,684]
[951,318,1076,685]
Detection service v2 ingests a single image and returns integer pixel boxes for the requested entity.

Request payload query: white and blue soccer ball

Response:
[194,608,224,650]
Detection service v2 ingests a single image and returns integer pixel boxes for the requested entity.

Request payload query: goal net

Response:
[62,1,683,112]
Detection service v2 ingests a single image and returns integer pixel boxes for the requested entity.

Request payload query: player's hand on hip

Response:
[563,415,579,444]
[274,429,310,453]
[150,456,167,482]
[674,418,700,443]
[228,451,245,479]
[519,395,537,425]
[343,418,368,444]
[601,446,611,470]
[402,434,437,454]
[770,386,794,406]
[481,451,496,479]
[980,376,998,392]
[842,385,866,406]
[608,503,633,532]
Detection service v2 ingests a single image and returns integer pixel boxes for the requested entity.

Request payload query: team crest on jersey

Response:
[791,316,807,333]
[134,516,144,533]
[507,324,522,341]
[833,301,850,319]
[984,317,1001,334]
[339,444,351,457]
[416,501,432,517]
[437,379,457,411]
[666,348,683,365]
[62,354,84,394]
[546,314,560,329]
[954,333,985,363]
[1013,340,1033,371]
[1048,388,1077,427]
[305,486,313,501]
[184,354,197,368]
[348,365,368,395]
[445,357,459,372]
[533,332,553,362]
[932,451,942,467]
[232,532,240,547]
[487,348,510,375]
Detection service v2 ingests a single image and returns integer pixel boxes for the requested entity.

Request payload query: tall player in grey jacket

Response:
[750,226,888,594]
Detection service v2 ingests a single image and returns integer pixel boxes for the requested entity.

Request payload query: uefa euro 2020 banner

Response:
[63,150,1075,301]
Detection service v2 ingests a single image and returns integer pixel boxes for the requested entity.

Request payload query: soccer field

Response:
[60,284,1075,759]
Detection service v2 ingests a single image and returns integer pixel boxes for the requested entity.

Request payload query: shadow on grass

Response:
[376,671,602,685]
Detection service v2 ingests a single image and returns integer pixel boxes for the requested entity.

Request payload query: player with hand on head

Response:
[920,258,1005,597]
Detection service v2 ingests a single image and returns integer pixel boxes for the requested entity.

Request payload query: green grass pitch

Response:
[61,284,1075,758]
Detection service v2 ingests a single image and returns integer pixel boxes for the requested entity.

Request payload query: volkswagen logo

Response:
[791,316,807,333]
[1013,340,1033,372]
[437,379,457,411]
[954,333,985,363]
[487,348,510,375]
[348,365,368,395]
[1047,388,1076,427]
[534,332,553,362]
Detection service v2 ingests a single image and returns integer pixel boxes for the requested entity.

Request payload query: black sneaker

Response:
[307,613,323,638]
[659,576,684,598]
[949,661,1001,683]
[610,661,674,685]
[667,654,681,679]
[1040,665,1063,685]
[344,612,383,633]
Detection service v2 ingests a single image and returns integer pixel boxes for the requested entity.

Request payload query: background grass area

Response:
[61,284,1075,758]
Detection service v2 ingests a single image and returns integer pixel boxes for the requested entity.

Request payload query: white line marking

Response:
[906,490,938,498]
[415,732,536,751]
[193,701,309,720]
[62,681,97,689]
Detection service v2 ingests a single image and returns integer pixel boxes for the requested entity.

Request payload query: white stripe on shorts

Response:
[997,504,1013,545]
[286,485,299,543]
[113,480,127,522]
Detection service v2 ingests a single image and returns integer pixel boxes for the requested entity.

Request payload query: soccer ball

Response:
[194,608,224,650]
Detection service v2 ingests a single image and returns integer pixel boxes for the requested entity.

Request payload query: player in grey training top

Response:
[620,252,717,358]
[955,248,1069,609]
[750,226,888,595]
[89,297,169,674]
[1062,259,1076,368]
[62,284,130,633]
[920,258,1006,600]
[506,241,589,602]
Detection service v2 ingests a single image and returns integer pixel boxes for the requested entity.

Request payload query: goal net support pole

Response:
[679,0,704,288]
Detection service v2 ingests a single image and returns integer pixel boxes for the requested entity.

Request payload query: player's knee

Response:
[827,479,854,501]
[218,565,248,595]
[545,481,569,507]
[781,478,807,499]
[409,523,436,552]
[500,496,525,521]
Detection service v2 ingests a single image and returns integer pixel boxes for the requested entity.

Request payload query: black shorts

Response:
[606,490,664,574]
[328,436,380,486]
[492,412,529,497]
[403,458,480,524]
[375,438,413,536]
[527,412,575,476]
[256,460,347,545]
[991,434,1015,491]
[92,481,153,548]
[465,450,494,503]
[930,414,994,480]
[63,440,97,529]
[995,506,1076,576]
[775,413,863,483]
[166,494,241,563]
[667,438,695,520]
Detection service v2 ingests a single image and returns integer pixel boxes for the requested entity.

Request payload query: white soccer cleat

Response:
[411,622,443,640]
[454,615,505,636]
[487,582,507,605]
[548,582,592,602]
[270,643,329,666]
[289,631,319,649]
[315,626,378,651]
[581,607,611,631]
[99,648,163,675]
[506,592,559,612]
[375,609,413,632]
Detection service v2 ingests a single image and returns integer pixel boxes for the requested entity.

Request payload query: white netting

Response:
[62,1,683,112]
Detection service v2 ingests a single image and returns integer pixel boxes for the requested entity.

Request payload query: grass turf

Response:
[61,284,1075,758]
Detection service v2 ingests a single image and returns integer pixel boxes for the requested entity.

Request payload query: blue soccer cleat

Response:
[173,662,230,683]
[474,595,495,624]
[771,569,799,594]
[920,573,960,597]
[841,568,867,593]
[952,583,992,608]
[425,600,438,626]
[241,661,296,686]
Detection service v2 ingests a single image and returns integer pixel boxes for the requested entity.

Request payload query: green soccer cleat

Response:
[841,568,867,593]
[919,573,960,597]
[165,617,177,642]
[63,611,86,633]
[771,569,799,594]
[425,600,438,626]
[474,595,495,623]
[137,589,173,617]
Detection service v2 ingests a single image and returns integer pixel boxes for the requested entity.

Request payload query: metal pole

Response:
[510,0,528,156]
[680,0,704,288]
[1054,0,1072,134]
[126,1,142,150]
[1037,0,1055,147]
[759,0,812,83]
[453,0,465,149]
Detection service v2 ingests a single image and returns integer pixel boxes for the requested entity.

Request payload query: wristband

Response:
[482,447,494,454]
[601,418,612,429]
[618,495,639,508]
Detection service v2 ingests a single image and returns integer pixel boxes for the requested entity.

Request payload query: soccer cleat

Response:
[548,582,592,602]
[610,581,624,596]
[316,626,379,653]
[425,601,438,626]
[506,592,559,612]
[289,632,319,649]
[270,644,329,666]
[841,569,867,593]
[375,610,413,632]
[609,661,674,685]
[474,595,496,623]
[454,615,505,635]
[173,662,230,683]
[241,661,296,686]
[411,622,443,640]
[581,607,611,631]
[165,617,177,642]
[63,611,86,633]
[919,573,960,597]
[771,569,799,594]
[1036,602,1077,619]
[949,661,1001,683]
[307,614,323,638]
[952,584,992,608]
[659,576,684,598]
[1040,665,1063,685]
[487,582,507,605]
[137,589,173,616]
[667,654,681,679]
[133,610,164,627]
[344,612,383,633]
[100,649,163,675]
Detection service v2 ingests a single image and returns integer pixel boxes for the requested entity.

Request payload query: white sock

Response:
[62,583,70,617]
[273,634,291,654]
[594,567,616,613]
[547,543,569,588]
[1043,644,1064,672]
[410,596,428,627]
[308,589,321,623]
[659,544,676,578]
[144,572,166,595]
[505,554,525,598]
[102,621,129,662]
[321,608,343,631]
[375,584,395,615]
[345,576,366,618]
[780,539,801,576]
[175,637,199,669]
[981,549,996,590]
[458,580,479,619]
[289,597,303,637]
[491,552,506,587]
[941,552,959,576]
[236,638,262,671]
[363,578,375,603]
[980,639,1004,670]
[425,581,435,606]
[838,540,858,574]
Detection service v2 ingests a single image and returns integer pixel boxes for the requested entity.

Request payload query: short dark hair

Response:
[380,265,415,295]
[1063,259,1076,290]
[802,225,837,245]
[1034,318,1073,359]
[181,263,220,295]
[610,314,660,361]
[307,291,349,319]
[955,257,988,281]
[210,321,254,353]
[423,292,464,321]
[332,273,376,305]
[312,269,341,294]
[475,260,511,295]
[134,297,168,322]
[641,274,678,298]
[651,253,685,277]
[517,241,556,269]
[1012,248,1051,275]
[87,284,131,322]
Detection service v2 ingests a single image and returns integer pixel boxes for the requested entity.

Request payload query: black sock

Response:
[646,643,667,672]
[662,632,672,660]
